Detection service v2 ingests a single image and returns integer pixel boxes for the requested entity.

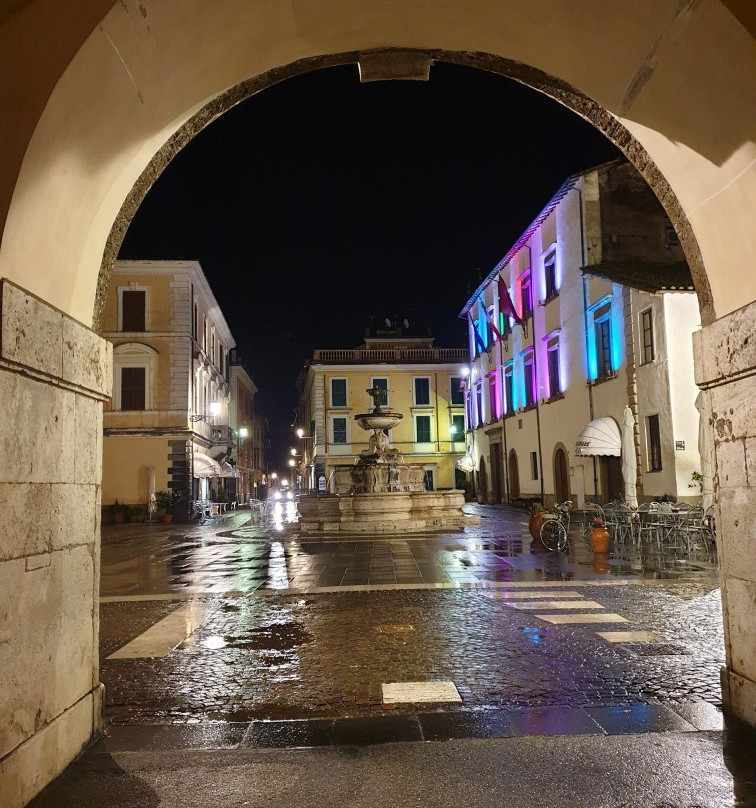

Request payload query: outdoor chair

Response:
[604,503,634,544]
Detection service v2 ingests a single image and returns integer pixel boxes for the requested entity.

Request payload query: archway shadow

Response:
[26,740,160,808]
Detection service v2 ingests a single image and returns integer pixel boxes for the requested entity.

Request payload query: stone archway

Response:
[0,4,753,804]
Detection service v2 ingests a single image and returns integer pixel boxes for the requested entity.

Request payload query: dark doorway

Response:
[554,448,569,503]
[490,443,504,503]
[600,455,622,502]
[478,458,488,504]
[508,450,520,500]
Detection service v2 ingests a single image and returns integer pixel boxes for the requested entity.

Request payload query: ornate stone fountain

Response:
[297,386,471,534]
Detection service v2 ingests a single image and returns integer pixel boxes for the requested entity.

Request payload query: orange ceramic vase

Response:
[590,526,610,553]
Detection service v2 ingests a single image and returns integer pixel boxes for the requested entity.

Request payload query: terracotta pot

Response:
[592,551,610,574]
[590,526,610,553]
[528,510,544,540]
[162,513,173,524]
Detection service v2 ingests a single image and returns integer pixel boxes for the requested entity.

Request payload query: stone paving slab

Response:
[26,726,756,808]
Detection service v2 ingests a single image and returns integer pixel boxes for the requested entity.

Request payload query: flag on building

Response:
[498,275,527,337]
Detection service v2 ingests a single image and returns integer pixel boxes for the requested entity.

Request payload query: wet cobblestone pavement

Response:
[99,505,725,728]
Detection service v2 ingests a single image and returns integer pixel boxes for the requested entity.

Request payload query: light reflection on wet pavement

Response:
[100,505,719,597]
[98,504,726,730]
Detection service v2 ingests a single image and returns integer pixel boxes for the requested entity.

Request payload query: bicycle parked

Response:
[539,500,573,552]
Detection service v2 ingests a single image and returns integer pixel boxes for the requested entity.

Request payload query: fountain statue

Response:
[295,385,476,534]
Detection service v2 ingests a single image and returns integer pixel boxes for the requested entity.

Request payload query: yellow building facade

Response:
[297,334,468,492]
[102,260,237,513]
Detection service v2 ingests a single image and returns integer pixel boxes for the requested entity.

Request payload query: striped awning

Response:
[219,462,241,478]
[575,417,621,457]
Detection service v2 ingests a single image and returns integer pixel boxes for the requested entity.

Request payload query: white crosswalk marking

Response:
[107,602,209,659]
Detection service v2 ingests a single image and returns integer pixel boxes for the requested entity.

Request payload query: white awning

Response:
[456,455,475,472]
[219,462,241,478]
[193,453,222,478]
[575,417,621,457]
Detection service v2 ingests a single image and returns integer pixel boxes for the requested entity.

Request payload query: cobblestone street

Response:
[100,505,725,728]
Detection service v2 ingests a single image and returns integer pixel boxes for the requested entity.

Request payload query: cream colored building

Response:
[461,160,702,507]
[229,351,268,502]
[102,259,238,511]
[297,331,469,492]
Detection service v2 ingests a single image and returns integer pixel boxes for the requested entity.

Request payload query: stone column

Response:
[693,300,756,727]
[0,281,111,808]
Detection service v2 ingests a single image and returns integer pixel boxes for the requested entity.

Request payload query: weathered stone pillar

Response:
[693,300,756,727]
[0,281,111,807]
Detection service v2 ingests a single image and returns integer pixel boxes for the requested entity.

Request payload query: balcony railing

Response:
[312,348,468,364]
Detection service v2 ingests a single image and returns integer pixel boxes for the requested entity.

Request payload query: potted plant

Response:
[528,502,545,540]
[590,516,610,553]
[154,490,174,523]
[217,488,229,504]
[111,499,125,524]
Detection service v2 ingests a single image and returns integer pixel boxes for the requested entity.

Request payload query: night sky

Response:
[119,62,620,465]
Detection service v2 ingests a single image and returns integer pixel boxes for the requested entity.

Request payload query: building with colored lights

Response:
[101,260,243,513]
[460,160,702,507]
[296,328,469,492]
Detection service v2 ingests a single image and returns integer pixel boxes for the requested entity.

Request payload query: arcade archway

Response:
[0,4,752,805]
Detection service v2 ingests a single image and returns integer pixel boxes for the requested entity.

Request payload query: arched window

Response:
[112,343,157,411]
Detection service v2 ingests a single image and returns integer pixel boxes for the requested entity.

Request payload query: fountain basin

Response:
[297,489,470,535]
[354,411,403,431]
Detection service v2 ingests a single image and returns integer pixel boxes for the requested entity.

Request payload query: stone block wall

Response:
[693,299,756,727]
[0,281,111,808]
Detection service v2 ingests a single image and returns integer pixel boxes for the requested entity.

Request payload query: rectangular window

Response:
[371,377,388,407]
[121,291,146,331]
[121,367,146,410]
[465,392,473,428]
[595,318,612,378]
[521,273,533,320]
[647,414,662,471]
[531,451,539,480]
[641,308,654,364]
[414,377,430,405]
[451,413,465,441]
[523,355,534,407]
[416,414,432,443]
[332,417,347,444]
[193,301,198,339]
[488,373,499,420]
[547,345,561,398]
[499,310,511,336]
[504,368,514,414]
[331,378,347,407]
[475,384,483,426]
[450,376,464,406]
[544,256,557,299]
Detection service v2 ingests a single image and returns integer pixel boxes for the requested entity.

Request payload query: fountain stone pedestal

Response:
[296,388,474,534]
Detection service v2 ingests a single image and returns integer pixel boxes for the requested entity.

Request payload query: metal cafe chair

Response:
[579,502,605,543]
[604,503,634,544]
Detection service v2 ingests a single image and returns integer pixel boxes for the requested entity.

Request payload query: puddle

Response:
[223,622,312,651]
